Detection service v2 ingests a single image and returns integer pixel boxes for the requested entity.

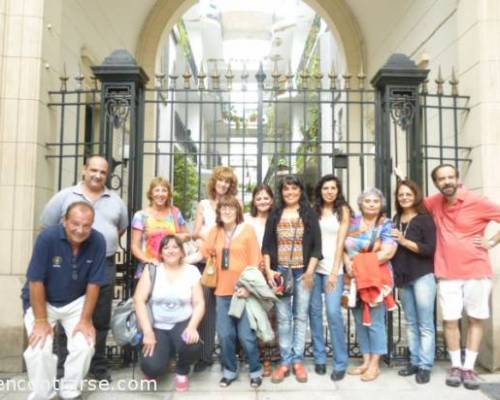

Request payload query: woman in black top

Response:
[262,175,322,384]
[391,180,436,384]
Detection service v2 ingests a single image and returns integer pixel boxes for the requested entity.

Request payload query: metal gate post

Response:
[371,54,429,365]
[371,54,429,201]
[92,49,149,295]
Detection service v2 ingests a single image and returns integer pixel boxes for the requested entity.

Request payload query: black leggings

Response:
[140,319,202,377]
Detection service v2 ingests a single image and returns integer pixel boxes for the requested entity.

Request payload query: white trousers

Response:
[24,296,94,400]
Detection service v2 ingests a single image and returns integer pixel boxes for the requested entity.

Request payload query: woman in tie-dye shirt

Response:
[131,177,189,277]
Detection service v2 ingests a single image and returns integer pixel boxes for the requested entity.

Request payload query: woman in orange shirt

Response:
[201,195,263,388]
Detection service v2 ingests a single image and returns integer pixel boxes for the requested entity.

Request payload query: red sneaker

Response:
[175,374,189,392]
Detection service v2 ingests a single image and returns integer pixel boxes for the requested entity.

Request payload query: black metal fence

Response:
[46,50,470,365]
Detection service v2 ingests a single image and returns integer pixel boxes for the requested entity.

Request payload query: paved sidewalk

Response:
[1,360,498,399]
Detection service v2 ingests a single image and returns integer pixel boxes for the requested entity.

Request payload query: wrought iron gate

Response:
[47,50,469,364]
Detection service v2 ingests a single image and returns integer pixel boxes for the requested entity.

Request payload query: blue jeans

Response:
[275,266,311,365]
[216,296,262,379]
[352,303,387,355]
[400,273,436,370]
[309,273,348,371]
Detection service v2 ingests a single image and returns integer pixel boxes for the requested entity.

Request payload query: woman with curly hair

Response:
[192,166,240,371]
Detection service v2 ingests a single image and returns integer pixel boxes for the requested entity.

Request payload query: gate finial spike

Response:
[183,63,192,89]
[313,67,323,90]
[329,63,337,90]
[255,62,266,87]
[357,63,366,90]
[240,62,249,91]
[198,61,206,90]
[343,70,352,90]
[169,60,178,89]
[272,59,281,90]
[59,63,69,91]
[300,66,309,89]
[155,70,166,89]
[435,65,444,96]
[225,62,234,90]
[75,63,84,91]
[211,60,221,90]
[286,59,294,90]
[449,66,459,96]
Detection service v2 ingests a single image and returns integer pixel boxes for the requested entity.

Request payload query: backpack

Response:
[110,263,157,346]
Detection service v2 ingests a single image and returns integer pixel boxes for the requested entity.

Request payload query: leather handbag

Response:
[200,230,219,288]
[200,254,217,288]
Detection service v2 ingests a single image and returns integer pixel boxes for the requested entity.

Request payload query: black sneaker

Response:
[330,370,346,381]
[91,370,112,383]
[398,365,419,377]
[219,377,237,388]
[445,367,462,387]
[462,369,480,390]
[415,368,431,384]
[314,364,326,375]
[250,377,262,388]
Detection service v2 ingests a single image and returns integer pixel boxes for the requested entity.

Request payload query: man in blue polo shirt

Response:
[40,155,128,382]
[22,201,107,400]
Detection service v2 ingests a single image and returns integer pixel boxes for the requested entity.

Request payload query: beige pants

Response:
[24,296,94,400]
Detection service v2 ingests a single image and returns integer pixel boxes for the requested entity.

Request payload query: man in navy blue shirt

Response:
[22,201,107,400]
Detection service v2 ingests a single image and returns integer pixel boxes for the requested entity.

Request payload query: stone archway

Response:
[135,0,365,79]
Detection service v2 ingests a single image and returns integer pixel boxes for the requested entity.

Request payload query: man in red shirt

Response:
[425,164,500,390]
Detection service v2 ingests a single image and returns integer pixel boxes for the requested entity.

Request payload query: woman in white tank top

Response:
[134,235,204,391]
[191,166,240,371]
[309,175,352,381]
[194,166,240,241]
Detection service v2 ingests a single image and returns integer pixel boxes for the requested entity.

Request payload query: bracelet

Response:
[488,239,496,248]
[35,318,47,323]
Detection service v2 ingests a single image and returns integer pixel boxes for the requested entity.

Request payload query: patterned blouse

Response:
[131,207,186,261]
[344,214,396,259]
[277,217,305,268]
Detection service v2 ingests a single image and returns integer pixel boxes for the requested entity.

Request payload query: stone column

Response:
[456,0,500,371]
[0,0,45,372]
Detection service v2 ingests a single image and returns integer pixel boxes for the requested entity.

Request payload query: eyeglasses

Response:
[220,206,236,213]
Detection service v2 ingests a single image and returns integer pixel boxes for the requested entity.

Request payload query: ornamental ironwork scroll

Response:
[104,86,132,129]
[388,88,417,130]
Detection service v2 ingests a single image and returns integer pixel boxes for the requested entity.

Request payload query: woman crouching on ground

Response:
[134,235,204,392]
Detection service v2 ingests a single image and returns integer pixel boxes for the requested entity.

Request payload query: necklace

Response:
[397,216,414,238]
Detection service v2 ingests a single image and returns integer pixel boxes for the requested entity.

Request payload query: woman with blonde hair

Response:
[131,177,189,277]
[192,166,240,371]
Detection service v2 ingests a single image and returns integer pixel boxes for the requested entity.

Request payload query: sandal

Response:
[361,368,380,382]
[347,365,369,375]
[263,360,273,377]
